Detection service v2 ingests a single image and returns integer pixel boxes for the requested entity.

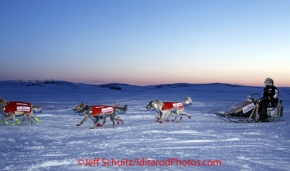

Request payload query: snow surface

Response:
[0,81,289,171]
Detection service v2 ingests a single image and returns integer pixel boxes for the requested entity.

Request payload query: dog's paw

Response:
[76,124,81,126]
[96,123,103,127]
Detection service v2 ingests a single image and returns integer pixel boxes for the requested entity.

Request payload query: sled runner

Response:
[209,93,283,123]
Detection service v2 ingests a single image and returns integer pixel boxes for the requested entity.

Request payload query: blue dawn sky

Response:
[0,0,289,86]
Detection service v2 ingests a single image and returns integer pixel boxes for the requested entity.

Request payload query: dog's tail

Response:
[32,105,42,113]
[115,105,127,114]
[183,97,192,105]
[114,102,120,107]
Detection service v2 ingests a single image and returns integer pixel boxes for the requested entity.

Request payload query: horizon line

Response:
[0,79,277,88]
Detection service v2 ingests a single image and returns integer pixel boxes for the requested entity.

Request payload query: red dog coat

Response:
[90,105,114,116]
[4,101,32,115]
[161,102,184,110]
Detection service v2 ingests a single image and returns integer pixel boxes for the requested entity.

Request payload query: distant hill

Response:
[0,80,261,88]
[149,82,254,89]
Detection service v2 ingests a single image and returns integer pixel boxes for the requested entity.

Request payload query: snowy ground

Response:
[0,81,289,171]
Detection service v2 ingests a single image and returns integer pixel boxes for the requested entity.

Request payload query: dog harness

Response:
[90,105,114,116]
[4,102,32,114]
[161,102,184,110]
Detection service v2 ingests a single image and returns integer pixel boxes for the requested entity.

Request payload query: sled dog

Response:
[0,98,41,126]
[146,97,192,123]
[73,102,127,128]
[0,98,6,111]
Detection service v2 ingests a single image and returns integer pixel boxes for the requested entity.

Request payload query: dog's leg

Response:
[159,111,167,123]
[171,109,182,122]
[17,115,26,125]
[11,114,17,126]
[94,115,103,127]
[155,110,162,122]
[163,110,169,122]
[181,110,191,119]
[110,114,115,127]
[176,110,182,123]
[165,110,171,122]
[101,115,107,126]
[114,116,123,124]
[90,116,96,123]
[158,111,163,123]
[24,114,33,125]
[155,111,160,119]
[160,110,171,123]
[77,115,89,126]
[29,114,34,125]
[171,110,177,121]
[31,113,39,123]
[93,116,103,127]
[93,116,98,125]
[3,114,13,125]
[90,116,97,127]
[0,114,6,124]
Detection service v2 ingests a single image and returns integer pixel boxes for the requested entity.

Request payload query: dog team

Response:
[0,96,192,129]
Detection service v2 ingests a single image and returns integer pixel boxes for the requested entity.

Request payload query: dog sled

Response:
[209,93,283,123]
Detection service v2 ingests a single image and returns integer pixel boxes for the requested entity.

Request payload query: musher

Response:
[258,77,279,121]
